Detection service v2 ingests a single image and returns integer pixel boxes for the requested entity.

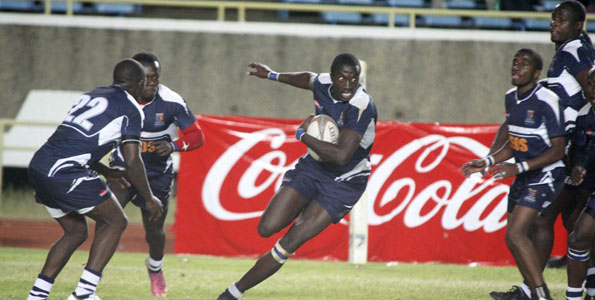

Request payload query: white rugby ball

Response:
[306,114,339,161]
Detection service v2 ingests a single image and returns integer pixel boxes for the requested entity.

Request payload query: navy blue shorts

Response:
[281,164,366,223]
[28,167,111,213]
[126,173,173,213]
[507,167,566,213]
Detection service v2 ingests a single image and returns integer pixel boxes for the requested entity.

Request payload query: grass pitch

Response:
[0,247,568,300]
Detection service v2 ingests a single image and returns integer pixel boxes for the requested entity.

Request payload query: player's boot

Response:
[146,258,167,297]
[66,293,102,300]
[490,286,530,300]
[585,295,595,300]
[217,289,239,300]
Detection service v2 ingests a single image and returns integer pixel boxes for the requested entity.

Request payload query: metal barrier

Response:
[40,0,595,28]
[0,119,59,199]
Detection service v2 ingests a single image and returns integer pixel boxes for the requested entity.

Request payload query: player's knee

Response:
[568,230,591,250]
[67,226,89,245]
[505,229,523,251]
[270,240,294,264]
[257,221,277,238]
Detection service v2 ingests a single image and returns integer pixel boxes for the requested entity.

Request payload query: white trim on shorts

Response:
[45,205,95,218]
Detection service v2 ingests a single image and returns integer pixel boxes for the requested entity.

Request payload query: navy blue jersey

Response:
[505,84,565,172]
[29,85,144,178]
[299,73,377,186]
[572,103,595,170]
[546,34,595,133]
[111,84,196,175]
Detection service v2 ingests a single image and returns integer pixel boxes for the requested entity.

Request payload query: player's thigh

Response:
[508,205,540,238]
[281,200,333,252]
[259,187,309,231]
[107,180,134,208]
[55,212,89,238]
[85,195,127,226]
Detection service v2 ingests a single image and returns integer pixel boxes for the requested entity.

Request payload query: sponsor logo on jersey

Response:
[525,110,536,126]
[155,113,164,126]
[99,189,108,197]
[314,100,321,108]
[337,112,344,127]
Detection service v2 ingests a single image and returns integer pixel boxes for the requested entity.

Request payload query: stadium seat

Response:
[93,3,141,16]
[542,0,562,11]
[418,15,464,27]
[445,0,477,9]
[0,0,38,11]
[587,22,595,33]
[337,0,374,4]
[369,14,410,26]
[385,0,425,7]
[472,17,513,29]
[523,18,551,31]
[321,11,363,24]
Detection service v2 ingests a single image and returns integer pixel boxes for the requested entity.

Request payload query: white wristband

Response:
[516,161,529,173]
[483,155,495,167]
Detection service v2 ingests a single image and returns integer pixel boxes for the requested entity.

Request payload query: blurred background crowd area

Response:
[2,0,594,31]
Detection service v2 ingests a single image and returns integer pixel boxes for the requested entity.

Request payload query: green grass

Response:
[0,247,568,300]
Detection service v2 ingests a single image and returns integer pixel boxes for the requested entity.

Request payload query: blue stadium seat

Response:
[523,18,550,31]
[386,0,425,7]
[0,0,38,11]
[337,0,374,4]
[322,11,363,24]
[93,3,141,15]
[419,15,463,27]
[369,14,410,26]
[49,1,84,13]
[472,17,512,29]
[446,0,477,9]
[542,0,562,11]
[587,22,595,33]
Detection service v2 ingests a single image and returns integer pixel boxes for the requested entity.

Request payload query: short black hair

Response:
[517,48,543,71]
[559,0,586,23]
[132,52,161,71]
[113,58,145,85]
[330,53,360,75]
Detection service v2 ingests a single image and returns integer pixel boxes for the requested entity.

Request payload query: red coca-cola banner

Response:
[174,115,567,265]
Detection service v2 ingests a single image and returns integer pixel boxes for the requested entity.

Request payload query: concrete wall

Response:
[0,13,555,123]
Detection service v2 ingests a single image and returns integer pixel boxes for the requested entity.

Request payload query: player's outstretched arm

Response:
[460,138,514,178]
[297,115,362,166]
[121,140,163,221]
[491,136,565,180]
[247,62,316,90]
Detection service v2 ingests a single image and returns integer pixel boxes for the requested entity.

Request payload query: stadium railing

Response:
[34,0,595,29]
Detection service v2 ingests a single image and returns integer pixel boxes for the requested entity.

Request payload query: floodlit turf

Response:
[1,247,568,300]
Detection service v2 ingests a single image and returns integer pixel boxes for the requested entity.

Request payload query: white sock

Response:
[228,282,243,299]
[27,274,54,300]
[520,283,531,299]
[566,286,583,300]
[73,267,101,297]
[147,256,164,272]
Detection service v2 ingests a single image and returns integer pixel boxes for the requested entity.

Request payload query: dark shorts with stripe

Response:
[126,172,174,213]
[28,167,111,213]
[507,167,566,213]
[281,162,366,224]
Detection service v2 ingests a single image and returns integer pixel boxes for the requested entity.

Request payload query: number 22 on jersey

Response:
[64,95,109,131]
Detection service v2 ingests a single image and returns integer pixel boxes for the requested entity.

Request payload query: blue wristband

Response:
[296,128,306,141]
[170,141,178,151]
[268,72,279,81]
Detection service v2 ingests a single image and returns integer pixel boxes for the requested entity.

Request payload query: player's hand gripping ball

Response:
[306,114,339,161]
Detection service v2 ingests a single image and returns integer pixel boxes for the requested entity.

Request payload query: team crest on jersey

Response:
[525,110,535,126]
[155,113,164,126]
[337,112,344,127]
[524,188,537,203]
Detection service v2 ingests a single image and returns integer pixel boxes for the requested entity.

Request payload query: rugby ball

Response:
[306,114,339,161]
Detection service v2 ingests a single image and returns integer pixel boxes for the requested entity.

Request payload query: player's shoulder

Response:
[577,102,593,117]
[560,38,592,61]
[316,73,332,85]
[505,87,516,96]
[534,85,560,111]
[348,87,374,111]
[157,84,187,107]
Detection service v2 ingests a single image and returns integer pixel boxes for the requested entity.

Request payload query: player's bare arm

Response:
[91,162,130,189]
[121,141,163,221]
[491,136,566,180]
[298,115,362,166]
[489,120,510,155]
[575,65,591,92]
[461,139,514,177]
[247,62,316,90]
[153,140,174,157]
